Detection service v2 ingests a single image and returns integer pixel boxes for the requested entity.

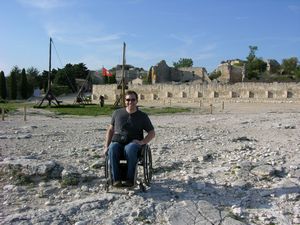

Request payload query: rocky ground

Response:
[0,102,300,225]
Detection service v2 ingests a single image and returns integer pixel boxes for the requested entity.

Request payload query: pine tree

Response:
[9,71,18,100]
[0,71,7,99]
[21,68,28,99]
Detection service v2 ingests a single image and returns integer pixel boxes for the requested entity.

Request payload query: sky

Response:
[1,0,300,76]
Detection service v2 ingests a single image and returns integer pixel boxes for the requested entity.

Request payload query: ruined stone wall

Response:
[216,64,231,83]
[92,82,300,104]
[217,63,243,83]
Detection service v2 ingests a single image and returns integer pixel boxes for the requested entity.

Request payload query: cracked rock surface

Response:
[0,103,300,225]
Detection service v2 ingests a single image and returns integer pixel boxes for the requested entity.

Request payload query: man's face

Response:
[125,94,137,108]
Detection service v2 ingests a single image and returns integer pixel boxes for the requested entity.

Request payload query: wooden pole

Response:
[210,104,213,114]
[48,37,52,92]
[1,107,4,121]
[199,100,202,109]
[24,106,27,121]
[121,42,126,107]
[222,101,224,110]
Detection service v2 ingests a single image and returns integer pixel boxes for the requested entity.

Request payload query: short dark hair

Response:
[125,90,138,100]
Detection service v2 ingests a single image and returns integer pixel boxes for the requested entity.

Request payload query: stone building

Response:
[149,60,210,84]
[215,60,245,83]
[130,77,143,85]
[115,65,147,83]
[178,67,211,83]
[92,82,300,105]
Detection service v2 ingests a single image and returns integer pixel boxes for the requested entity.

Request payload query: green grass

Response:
[37,104,114,116]
[1,101,192,116]
[0,101,34,113]
[45,104,191,116]
[141,106,191,115]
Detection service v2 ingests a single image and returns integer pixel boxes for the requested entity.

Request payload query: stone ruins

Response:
[92,82,300,105]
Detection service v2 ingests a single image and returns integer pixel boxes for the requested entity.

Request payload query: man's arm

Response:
[104,124,114,153]
[133,130,155,146]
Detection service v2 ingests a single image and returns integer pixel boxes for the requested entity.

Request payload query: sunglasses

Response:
[125,98,136,102]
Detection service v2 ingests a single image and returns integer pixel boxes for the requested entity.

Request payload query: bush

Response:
[209,70,222,80]
[51,85,72,96]
[0,98,7,103]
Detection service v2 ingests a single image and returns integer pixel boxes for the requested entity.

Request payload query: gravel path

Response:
[0,102,300,224]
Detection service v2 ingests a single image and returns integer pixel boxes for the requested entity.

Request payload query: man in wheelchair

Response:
[104,90,155,188]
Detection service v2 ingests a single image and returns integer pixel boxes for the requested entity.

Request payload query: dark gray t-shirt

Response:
[111,108,154,141]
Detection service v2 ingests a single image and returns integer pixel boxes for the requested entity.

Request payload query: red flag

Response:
[102,67,112,77]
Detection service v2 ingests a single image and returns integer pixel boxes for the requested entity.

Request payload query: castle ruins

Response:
[92,82,300,105]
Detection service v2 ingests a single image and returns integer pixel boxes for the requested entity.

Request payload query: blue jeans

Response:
[108,142,141,182]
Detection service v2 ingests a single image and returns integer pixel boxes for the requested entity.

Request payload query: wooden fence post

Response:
[24,106,27,121]
[1,107,4,121]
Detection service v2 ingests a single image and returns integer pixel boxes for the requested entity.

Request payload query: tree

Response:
[246,45,258,62]
[20,68,28,99]
[173,58,193,68]
[73,63,89,79]
[102,73,108,84]
[26,67,41,96]
[245,58,267,80]
[107,71,117,84]
[281,57,298,75]
[0,71,7,99]
[53,63,90,92]
[245,46,267,80]
[53,64,77,92]
[295,65,300,80]
[9,66,20,99]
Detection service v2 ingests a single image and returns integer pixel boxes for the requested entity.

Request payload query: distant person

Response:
[104,90,155,187]
[99,95,105,107]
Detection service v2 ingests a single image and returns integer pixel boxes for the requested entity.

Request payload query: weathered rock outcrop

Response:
[0,157,63,184]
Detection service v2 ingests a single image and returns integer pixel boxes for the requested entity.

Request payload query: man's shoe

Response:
[123,180,134,187]
[112,181,123,188]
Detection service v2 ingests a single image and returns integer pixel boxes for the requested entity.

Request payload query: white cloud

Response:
[200,43,217,52]
[126,0,144,4]
[84,34,123,43]
[288,4,300,13]
[169,34,194,46]
[44,20,123,47]
[127,50,156,61]
[194,52,214,61]
[18,0,71,10]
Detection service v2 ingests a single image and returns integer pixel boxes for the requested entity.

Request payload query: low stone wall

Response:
[92,82,300,105]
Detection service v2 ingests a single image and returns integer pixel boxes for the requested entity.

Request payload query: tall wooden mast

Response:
[121,42,126,107]
[37,37,61,107]
[48,37,52,91]
[113,42,128,108]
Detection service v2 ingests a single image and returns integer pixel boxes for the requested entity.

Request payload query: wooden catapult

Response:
[37,37,61,107]
[113,42,128,108]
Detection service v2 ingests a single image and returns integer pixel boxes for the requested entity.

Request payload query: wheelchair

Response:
[104,144,153,192]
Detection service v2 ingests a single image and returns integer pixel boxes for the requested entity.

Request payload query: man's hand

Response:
[132,130,155,146]
[103,147,109,156]
[132,139,144,145]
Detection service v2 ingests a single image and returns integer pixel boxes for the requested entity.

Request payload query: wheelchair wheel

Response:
[143,145,152,186]
[104,154,110,192]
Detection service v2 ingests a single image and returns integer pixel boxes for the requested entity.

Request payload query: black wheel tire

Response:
[143,146,152,186]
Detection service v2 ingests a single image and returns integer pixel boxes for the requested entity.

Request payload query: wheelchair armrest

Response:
[139,144,150,158]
